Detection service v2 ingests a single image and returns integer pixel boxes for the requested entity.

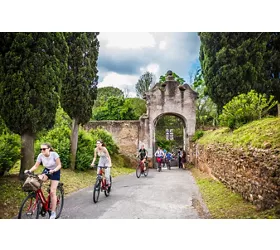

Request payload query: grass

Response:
[198,117,280,150]
[0,160,134,219]
[188,165,279,219]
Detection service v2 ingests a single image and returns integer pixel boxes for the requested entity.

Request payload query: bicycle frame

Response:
[36,189,51,212]
[97,167,108,189]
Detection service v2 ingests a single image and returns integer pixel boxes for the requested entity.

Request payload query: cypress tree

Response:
[199,32,280,113]
[0,32,68,179]
[61,32,99,170]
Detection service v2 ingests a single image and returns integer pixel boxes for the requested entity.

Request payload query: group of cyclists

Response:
[22,140,185,219]
[137,144,185,171]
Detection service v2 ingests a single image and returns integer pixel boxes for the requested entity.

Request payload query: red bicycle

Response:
[18,171,64,219]
[93,165,112,203]
[136,158,149,178]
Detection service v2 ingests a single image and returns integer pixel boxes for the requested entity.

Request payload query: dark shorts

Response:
[42,168,60,181]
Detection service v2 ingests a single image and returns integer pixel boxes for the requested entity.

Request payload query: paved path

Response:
[61,167,210,219]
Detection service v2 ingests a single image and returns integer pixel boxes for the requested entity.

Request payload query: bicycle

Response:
[156,157,163,172]
[93,165,112,203]
[166,158,171,170]
[18,171,64,219]
[136,158,149,178]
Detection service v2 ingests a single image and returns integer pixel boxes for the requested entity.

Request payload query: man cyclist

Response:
[138,144,148,170]
[165,151,173,169]
[154,146,165,170]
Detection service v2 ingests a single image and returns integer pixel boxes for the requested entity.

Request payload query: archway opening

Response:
[153,113,186,167]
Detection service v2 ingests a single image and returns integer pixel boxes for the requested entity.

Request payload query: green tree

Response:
[159,71,185,84]
[193,70,218,127]
[219,90,278,130]
[199,32,280,113]
[135,71,156,98]
[92,96,146,121]
[0,33,68,179]
[93,86,124,108]
[61,32,99,170]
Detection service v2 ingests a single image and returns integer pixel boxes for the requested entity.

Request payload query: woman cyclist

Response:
[24,143,62,219]
[91,140,112,187]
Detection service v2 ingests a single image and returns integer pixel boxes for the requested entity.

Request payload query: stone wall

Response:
[84,120,140,157]
[190,142,280,210]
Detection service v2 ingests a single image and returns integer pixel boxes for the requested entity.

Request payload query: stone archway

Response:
[138,70,198,166]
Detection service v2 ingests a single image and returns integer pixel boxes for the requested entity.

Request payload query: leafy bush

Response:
[219,90,278,130]
[192,130,204,142]
[0,133,21,176]
[35,107,71,169]
[88,128,119,155]
[75,129,95,171]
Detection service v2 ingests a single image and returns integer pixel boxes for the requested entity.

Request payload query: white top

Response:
[36,152,59,170]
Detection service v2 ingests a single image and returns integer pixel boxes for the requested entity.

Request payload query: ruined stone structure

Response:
[140,70,198,158]
[85,71,198,167]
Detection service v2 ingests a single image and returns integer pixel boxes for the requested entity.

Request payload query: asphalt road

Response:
[61,166,210,219]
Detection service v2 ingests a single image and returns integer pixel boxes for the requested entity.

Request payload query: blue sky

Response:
[97,32,201,97]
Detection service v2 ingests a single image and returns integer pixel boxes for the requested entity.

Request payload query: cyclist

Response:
[137,144,148,170]
[24,143,62,219]
[165,151,173,169]
[154,146,164,170]
[91,140,112,187]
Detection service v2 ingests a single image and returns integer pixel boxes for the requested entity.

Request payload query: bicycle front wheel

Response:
[136,165,141,178]
[93,179,101,203]
[55,184,64,219]
[144,166,149,177]
[105,176,112,197]
[18,192,40,219]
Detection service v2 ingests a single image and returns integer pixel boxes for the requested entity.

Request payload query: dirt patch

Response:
[192,197,211,219]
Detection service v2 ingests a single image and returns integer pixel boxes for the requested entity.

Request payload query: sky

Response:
[97,32,201,97]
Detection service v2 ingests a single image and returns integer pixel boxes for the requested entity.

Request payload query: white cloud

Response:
[98,72,138,97]
[159,40,167,50]
[99,32,156,49]
[140,63,160,79]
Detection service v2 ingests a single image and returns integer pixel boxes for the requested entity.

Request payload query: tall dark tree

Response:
[136,71,156,98]
[199,32,280,113]
[0,33,68,179]
[61,32,99,170]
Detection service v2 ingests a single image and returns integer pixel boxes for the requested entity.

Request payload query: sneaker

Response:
[50,211,56,219]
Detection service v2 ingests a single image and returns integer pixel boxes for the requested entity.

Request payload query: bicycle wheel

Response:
[18,192,40,219]
[144,166,149,177]
[93,179,101,203]
[55,184,64,219]
[105,176,112,197]
[136,164,141,178]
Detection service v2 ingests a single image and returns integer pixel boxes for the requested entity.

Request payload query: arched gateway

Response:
[85,70,198,166]
[138,70,198,164]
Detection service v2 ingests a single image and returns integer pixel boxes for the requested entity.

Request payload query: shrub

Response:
[0,133,21,176]
[192,130,204,142]
[88,128,119,155]
[35,107,71,169]
[219,90,278,130]
[76,128,95,171]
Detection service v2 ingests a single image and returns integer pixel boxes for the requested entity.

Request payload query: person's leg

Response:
[105,167,111,185]
[50,180,59,218]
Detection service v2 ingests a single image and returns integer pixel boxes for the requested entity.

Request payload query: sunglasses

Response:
[40,148,48,151]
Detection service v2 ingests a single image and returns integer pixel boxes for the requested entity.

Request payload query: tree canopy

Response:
[199,32,280,113]
[135,71,156,98]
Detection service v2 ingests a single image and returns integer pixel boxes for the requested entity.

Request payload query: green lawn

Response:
[189,165,279,219]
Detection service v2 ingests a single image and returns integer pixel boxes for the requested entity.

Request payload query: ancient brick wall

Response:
[189,142,280,209]
[84,120,140,157]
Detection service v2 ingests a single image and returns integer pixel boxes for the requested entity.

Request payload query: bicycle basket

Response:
[22,175,42,192]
